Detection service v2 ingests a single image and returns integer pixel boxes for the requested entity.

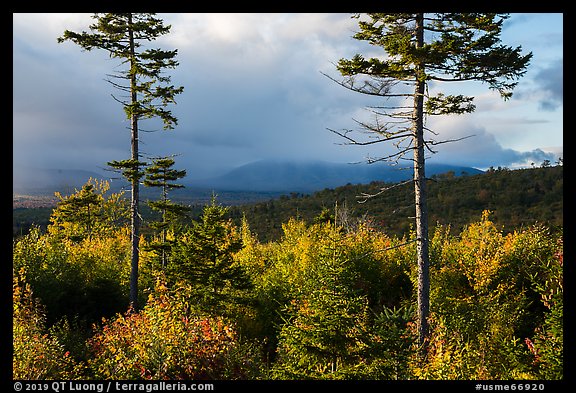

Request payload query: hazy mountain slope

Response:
[13,167,107,194]
[14,160,483,195]
[194,160,483,192]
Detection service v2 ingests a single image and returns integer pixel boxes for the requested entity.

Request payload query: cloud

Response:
[512,59,563,112]
[533,59,563,111]
[425,116,559,169]
[13,13,563,183]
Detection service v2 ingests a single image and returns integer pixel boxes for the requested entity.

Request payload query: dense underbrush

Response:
[13,193,563,380]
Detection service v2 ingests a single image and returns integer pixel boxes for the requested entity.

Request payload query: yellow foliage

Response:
[13,274,83,379]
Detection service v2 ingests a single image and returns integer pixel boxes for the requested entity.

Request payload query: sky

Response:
[13,13,563,182]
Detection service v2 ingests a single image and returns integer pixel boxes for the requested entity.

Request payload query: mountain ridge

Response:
[192,159,484,192]
[14,160,484,195]
[229,165,563,242]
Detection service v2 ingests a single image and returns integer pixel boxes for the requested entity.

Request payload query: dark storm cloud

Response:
[186,129,254,149]
[534,59,563,111]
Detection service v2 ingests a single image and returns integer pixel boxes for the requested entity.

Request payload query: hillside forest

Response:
[13,165,563,380]
[13,165,563,241]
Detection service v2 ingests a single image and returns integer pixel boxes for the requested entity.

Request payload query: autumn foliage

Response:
[88,280,261,379]
[12,181,563,380]
[13,274,83,379]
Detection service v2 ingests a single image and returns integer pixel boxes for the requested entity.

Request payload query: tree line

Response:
[230,164,563,243]
[13,164,563,243]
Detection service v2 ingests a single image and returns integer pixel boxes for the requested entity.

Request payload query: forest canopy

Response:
[13,178,563,380]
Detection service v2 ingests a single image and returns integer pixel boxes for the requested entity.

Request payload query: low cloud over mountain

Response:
[193,159,484,192]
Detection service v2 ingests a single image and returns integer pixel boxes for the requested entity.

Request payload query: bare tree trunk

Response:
[413,13,430,357]
[128,13,140,310]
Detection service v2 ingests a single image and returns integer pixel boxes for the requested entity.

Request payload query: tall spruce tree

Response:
[58,13,184,309]
[328,13,532,354]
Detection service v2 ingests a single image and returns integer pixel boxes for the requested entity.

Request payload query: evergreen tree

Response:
[273,273,370,378]
[328,13,532,353]
[49,178,128,241]
[58,13,184,309]
[51,183,101,242]
[169,196,252,314]
[144,156,190,268]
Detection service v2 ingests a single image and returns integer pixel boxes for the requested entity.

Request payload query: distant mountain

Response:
[13,160,484,196]
[193,159,484,192]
